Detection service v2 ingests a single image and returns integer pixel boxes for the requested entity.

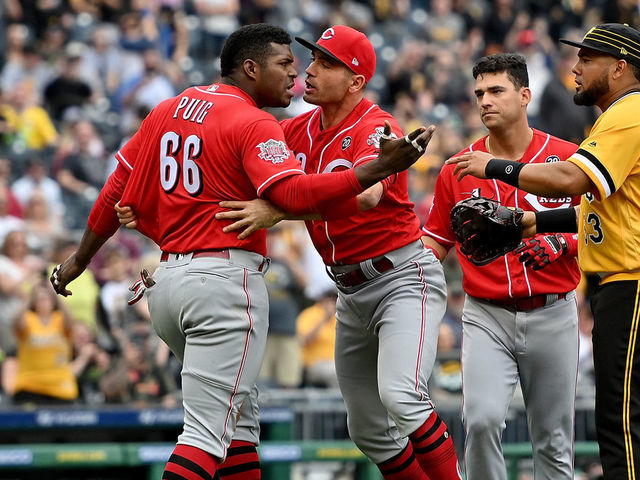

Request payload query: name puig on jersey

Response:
[172,96,213,124]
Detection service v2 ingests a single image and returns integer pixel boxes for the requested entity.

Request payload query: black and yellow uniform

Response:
[568,91,640,479]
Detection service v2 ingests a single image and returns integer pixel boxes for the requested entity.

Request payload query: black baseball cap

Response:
[560,23,640,68]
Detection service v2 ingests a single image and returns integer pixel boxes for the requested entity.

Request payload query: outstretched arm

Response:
[445,151,594,197]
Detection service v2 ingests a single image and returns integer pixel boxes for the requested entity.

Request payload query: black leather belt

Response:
[331,257,394,287]
[484,292,568,312]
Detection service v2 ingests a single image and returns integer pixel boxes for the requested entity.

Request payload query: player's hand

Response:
[445,151,493,181]
[514,233,569,270]
[50,254,89,297]
[115,202,138,229]
[377,120,436,174]
[216,199,286,240]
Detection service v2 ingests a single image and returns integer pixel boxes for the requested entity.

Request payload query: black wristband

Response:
[535,208,577,233]
[485,159,525,188]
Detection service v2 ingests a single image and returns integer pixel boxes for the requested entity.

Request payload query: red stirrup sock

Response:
[217,440,261,479]
[163,444,219,480]
[377,442,429,479]
[409,412,461,479]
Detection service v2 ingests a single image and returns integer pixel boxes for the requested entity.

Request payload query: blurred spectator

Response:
[11,157,65,219]
[82,24,124,103]
[54,119,108,229]
[297,288,338,388]
[259,225,306,389]
[577,293,595,395]
[99,319,178,406]
[43,44,93,122]
[419,0,466,46]
[0,159,23,217]
[193,0,240,60]
[536,46,598,144]
[71,321,111,404]
[483,0,528,55]
[11,282,79,405]
[409,154,443,225]
[0,44,55,101]
[0,230,46,354]
[0,83,59,154]
[441,282,464,350]
[117,47,175,123]
[22,190,66,254]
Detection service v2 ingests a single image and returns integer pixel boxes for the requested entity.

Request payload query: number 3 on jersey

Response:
[160,131,203,196]
[584,211,604,244]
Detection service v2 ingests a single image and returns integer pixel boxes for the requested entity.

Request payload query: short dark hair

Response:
[220,24,292,77]
[628,63,640,82]
[472,53,529,89]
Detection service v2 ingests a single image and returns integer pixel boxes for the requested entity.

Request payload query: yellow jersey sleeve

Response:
[568,93,640,199]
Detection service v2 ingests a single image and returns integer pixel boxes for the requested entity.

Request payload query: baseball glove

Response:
[450,197,524,266]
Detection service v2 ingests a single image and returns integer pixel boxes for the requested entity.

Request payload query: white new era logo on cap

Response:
[352,58,359,66]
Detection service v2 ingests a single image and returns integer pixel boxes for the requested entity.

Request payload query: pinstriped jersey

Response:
[424,129,581,300]
[280,98,422,265]
[117,84,304,256]
[567,92,640,282]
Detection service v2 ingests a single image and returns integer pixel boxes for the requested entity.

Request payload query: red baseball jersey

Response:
[117,84,304,256]
[424,129,581,300]
[281,98,422,265]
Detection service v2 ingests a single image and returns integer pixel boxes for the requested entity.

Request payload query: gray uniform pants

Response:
[146,250,267,460]
[462,294,579,480]
[334,240,447,464]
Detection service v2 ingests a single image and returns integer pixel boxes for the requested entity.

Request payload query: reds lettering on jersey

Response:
[424,129,581,300]
[281,98,421,265]
[115,84,304,256]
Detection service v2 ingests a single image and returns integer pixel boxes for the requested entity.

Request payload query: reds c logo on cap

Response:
[321,28,335,40]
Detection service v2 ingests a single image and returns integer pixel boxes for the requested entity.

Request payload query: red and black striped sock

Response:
[217,440,261,480]
[163,444,218,480]
[410,412,461,479]
[377,442,429,480]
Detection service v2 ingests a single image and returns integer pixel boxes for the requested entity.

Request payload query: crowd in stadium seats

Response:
[0,0,626,408]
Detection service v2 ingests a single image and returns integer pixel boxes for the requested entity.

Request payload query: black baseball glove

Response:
[450,197,524,266]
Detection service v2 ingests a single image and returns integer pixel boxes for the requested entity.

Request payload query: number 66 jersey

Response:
[115,84,305,256]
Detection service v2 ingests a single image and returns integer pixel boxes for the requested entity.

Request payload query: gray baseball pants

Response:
[333,240,447,464]
[146,250,268,460]
[462,293,579,480]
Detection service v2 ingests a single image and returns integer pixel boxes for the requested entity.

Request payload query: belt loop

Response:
[545,293,558,306]
[360,259,378,279]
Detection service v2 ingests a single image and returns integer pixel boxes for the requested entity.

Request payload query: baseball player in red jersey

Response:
[423,54,581,480]
[49,24,434,480]
[210,26,463,480]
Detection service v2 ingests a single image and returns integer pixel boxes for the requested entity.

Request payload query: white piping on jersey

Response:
[314,104,377,174]
[528,132,549,163]
[606,90,640,110]
[256,169,304,196]
[353,154,377,167]
[570,152,613,198]
[116,151,133,171]
[305,103,378,263]
[422,227,455,245]
[193,87,247,101]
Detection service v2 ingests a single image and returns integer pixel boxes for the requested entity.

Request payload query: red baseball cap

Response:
[296,25,377,82]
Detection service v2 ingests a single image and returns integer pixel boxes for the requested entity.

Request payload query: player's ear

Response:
[243,59,259,81]
[520,86,532,107]
[348,74,366,93]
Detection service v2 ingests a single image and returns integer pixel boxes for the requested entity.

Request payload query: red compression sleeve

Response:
[87,163,130,238]
[265,169,363,216]
[317,195,359,220]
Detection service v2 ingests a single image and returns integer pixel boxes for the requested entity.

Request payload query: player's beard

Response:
[574,71,609,106]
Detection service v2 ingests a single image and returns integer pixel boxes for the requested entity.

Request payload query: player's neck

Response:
[318,95,363,130]
[486,124,533,161]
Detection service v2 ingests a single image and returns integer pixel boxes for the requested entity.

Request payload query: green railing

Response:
[0,440,599,480]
